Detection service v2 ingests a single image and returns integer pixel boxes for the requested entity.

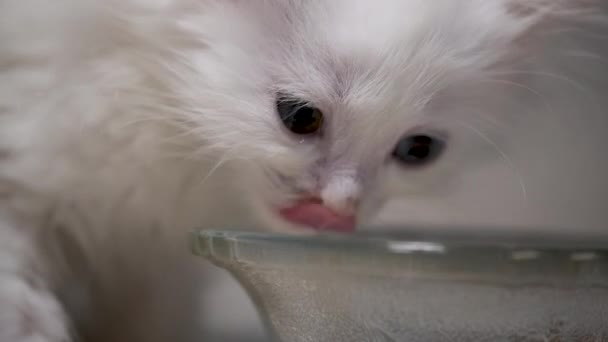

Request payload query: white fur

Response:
[0,0,607,340]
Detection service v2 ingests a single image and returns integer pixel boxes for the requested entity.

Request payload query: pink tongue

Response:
[279,200,356,233]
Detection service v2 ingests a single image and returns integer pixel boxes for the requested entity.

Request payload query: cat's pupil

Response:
[276,96,324,135]
[409,142,430,159]
[393,134,444,166]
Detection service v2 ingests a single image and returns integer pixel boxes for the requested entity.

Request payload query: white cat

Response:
[0,0,607,341]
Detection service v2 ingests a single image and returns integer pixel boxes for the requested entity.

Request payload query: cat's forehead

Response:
[270,0,518,103]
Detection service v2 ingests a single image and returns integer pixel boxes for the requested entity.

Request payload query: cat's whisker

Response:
[478,77,557,122]
[193,143,268,190]
[558,50,608,64]
[450,105,509,131]
[486,65,603,121]
[488,69,588,92]
[479,78,545,101]
[193,148,245,189]
[486,63,604,127]
[195,156,228,189]
[453,120,529,204]
[540,24,608,41]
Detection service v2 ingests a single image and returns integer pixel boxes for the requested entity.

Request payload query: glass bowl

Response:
[191,228,608,342]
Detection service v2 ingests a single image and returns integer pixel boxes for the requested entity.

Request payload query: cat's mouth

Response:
[278,197,356,233]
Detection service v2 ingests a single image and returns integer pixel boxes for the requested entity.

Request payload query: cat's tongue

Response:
[279,200,356,233]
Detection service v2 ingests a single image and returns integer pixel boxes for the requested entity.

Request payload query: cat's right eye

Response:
[276,96,324,135]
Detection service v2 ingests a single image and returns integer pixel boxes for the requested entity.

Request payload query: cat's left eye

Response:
[276,96,324,135]
[392,134,445,167]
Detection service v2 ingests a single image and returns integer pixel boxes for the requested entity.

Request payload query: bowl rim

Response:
[191,228,608,286]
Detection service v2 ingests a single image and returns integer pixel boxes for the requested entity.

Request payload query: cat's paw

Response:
[0,276,71,342]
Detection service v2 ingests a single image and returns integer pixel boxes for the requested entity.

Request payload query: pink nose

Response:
[279,199,356,233]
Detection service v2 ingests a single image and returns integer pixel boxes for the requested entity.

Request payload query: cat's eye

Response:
[392,134,444,166]
[276,96,324,135]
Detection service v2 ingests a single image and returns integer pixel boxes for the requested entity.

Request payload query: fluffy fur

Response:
[0,0,607,341]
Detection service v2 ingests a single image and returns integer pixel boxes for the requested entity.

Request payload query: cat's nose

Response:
[320,172,361,214]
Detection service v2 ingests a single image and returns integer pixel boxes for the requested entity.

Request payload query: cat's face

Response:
[168,0,553,232]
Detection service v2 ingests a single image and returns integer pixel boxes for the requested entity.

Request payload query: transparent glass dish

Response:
[191,229,608,341]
